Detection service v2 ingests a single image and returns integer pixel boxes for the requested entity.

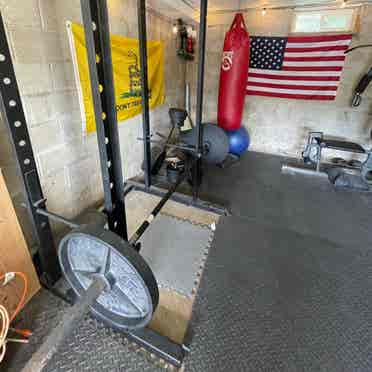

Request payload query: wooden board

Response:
[149,288,193,344]
[0,169,40,317]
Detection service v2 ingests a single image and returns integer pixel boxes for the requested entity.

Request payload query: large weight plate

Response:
[58,224,159,330]
[181,123,229,165]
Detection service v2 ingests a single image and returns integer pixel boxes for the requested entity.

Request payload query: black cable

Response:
[345,44,372,54]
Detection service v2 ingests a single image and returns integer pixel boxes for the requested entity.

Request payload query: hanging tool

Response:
[352,67,372,107]
[345,45,372,107]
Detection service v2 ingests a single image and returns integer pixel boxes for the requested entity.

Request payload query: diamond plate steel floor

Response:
[3,214,213,372]
[185,216,372,372]
[3,288,169,372]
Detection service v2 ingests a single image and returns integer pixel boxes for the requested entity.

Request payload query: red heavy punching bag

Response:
[218,13,250,131]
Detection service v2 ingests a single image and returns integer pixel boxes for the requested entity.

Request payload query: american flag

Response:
[247,34,352,100]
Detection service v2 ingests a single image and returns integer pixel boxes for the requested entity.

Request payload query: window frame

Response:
[290,7,360,35]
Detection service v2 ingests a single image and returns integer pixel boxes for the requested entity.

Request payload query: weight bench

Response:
[302,132,366,172]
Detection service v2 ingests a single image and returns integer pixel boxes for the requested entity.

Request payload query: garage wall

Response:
[188,5,372,160]
[0,0,185,248]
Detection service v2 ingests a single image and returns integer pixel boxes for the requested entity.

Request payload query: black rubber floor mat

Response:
[185,216,372,372]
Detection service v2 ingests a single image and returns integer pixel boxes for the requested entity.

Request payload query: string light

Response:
[261,8,267,16]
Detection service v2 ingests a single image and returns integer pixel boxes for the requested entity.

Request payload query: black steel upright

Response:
[193,0,208,200]
[0,12,60,285]
[80,0,128,240]
[137,0,152,188]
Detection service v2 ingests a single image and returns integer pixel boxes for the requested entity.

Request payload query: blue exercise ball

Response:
[227,127,250,156]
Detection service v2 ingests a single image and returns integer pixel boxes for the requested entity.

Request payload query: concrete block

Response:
[14,63,53,96]
[29,120,63,154]
[50,62,76,91]
[89,168,103,205]
[41,167,74,218]
[9,28,64,63]
[118,120,143,180]
[109,18,130,37]
[59,111,85,143]
[37,137,87,177]
[126,21,138,39]
[56,22,75,62]
[54,0,82,26]
[206,24,224,51]
[0,0,41,28]
[22,94,54,127]
[66,158,95,216]
[39,0,58,31]
[107,0,130,36]
[50,90,80,117]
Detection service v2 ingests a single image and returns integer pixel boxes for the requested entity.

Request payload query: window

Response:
[291,8,358,34]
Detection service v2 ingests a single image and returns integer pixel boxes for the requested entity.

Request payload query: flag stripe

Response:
[286,40,351,49]
[283,56,346,62]
[246,85,337,95]
[283,60,345,67]
[248,81,338,91]
[248,77,339,86]
[249,68,342,77]
[285,50,346,57]
[248,73,340,82]
[246,90,336,100]
[286,45,349,53]
[283,65,343,71]
[287,34,352,43]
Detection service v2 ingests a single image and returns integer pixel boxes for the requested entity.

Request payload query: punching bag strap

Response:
[231,13,247,30]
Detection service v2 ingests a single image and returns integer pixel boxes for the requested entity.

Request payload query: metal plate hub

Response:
[58,225,159,330]
[180,123,229,165]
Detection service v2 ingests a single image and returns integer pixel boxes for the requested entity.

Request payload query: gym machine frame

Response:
[131,0,227,215]
[0,0,216,369]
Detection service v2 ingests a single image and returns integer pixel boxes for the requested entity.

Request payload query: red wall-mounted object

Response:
[217,13,250,131]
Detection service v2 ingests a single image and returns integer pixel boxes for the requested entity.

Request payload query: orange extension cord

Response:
[0,272,29,363]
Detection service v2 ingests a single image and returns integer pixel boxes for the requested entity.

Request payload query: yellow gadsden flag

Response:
[70,23,165,133]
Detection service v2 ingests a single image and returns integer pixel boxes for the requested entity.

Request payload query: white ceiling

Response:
[150,0,372,21]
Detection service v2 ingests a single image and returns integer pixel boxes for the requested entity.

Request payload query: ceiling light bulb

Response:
[262,8,267,16]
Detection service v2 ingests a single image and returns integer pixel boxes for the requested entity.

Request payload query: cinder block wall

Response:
[188,5,372,160]
[0,0,185,249]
